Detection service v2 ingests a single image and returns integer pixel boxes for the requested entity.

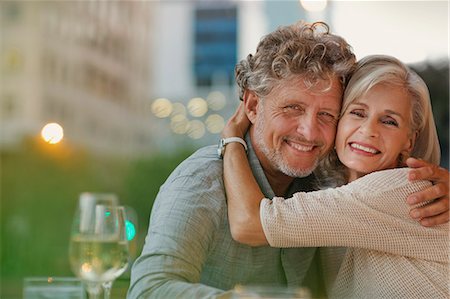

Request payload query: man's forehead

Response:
[279,74,343,93]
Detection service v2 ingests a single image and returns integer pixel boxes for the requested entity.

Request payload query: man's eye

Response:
[319,112,337,123]
[283,105,303,113]
[319,111,336,118]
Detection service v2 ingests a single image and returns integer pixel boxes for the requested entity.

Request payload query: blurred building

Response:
[1,0,327,156]
[0,1,155,157]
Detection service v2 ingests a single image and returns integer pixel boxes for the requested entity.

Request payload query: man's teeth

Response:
[290,142,314,152]
[350,143,379,154]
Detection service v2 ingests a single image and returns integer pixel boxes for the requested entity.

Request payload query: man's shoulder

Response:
[154,145,227,215]
[174,145,221,174]
[162,145,223,188]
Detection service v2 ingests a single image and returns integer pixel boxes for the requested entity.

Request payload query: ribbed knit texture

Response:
[261,168,449,298]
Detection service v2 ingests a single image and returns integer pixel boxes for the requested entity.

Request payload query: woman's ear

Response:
[243,90,260,124]
[405,130,418,153]
[399,130,418,166]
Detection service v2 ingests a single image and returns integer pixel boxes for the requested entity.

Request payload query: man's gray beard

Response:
[254,116,318,178]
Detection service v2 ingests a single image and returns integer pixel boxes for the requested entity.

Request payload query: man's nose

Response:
[296,113,319,140]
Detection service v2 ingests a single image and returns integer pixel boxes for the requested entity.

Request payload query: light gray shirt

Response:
[127,136,318,298]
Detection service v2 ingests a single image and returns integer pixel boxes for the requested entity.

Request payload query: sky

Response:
[329,0,449,63]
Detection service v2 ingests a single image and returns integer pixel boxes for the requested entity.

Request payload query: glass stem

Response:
[86,282,101,299]
[103,281,113,299]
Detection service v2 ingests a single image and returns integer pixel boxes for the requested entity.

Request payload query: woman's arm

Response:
[222,103,268,246]
[261,168,448,263]
[224,143,268,246]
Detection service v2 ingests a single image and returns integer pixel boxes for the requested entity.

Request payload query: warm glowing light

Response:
[170,114,190,134]
[207,91,226,111]
[171,102,187,117]
[205,114,225,134]
[187,120,205,139]
[187,97,208,117]
[151,98,173,118]
[41,123,64,144]
[300,0,327,12]
[81,263,92,273]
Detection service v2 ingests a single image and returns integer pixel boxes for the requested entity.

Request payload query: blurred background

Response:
[1,0,448,298]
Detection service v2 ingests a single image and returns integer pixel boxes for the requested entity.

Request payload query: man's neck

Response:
[249,130,295,197]
[264,169,295,197]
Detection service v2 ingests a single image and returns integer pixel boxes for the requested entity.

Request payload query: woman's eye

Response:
[349,110,365,117]
[382,118,399,127]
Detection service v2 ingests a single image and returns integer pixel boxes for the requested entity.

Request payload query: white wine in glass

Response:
[69,194,128,299]
[100,207,130,299]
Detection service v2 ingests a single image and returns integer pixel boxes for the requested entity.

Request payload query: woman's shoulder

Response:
[346,168,431,194]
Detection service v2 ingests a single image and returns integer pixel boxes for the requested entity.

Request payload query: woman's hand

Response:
[406,157,449,226]
[222,102,251,139]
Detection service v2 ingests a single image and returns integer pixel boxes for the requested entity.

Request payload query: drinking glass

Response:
[101,206,130,299]
[69,193,128,299]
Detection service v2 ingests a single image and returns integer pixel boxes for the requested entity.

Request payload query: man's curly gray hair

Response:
[235,21,356,100]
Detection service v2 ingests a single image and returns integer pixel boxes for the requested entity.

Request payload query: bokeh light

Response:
[206,91,226,111]
[187,97,208,117]
[125,220,136,241]
[300,0,327,12]
[170,114,190,134]
[187,120,206,139]
[171,102,187,117]
[41,123,64,144]
[151,98,173,118]
[205,114,225,134]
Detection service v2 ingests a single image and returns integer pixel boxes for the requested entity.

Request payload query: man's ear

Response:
[243,90,260,124]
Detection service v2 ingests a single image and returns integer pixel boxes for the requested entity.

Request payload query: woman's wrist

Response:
[221,126,245,139]
[218,137,247,159]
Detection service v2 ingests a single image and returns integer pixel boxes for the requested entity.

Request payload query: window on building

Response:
[1,94,17,119]
[194,5,237,87]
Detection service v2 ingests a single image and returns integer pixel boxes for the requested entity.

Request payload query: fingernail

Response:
[421,219,430,226]
[409,173,417,180]
[407,196,417,204]
[411,210,420,219]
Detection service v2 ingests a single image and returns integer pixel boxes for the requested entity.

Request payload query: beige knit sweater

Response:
[260,168,449,299]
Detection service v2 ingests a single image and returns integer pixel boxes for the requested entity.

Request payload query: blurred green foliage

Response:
[0,137,194,298]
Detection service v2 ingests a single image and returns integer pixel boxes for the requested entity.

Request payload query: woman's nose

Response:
[358,119,379,137]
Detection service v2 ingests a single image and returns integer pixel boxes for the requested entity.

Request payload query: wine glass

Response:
[69,194,129,299]
[101,206,130,299]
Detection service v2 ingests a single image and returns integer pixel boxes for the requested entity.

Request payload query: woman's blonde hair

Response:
[316,54,441,185]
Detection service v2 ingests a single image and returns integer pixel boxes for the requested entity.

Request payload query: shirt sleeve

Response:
[127,165,226,299]
[260,168,448,263]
